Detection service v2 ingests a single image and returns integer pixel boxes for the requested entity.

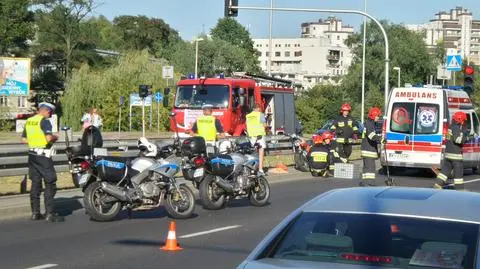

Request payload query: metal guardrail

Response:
[0,135,295,179]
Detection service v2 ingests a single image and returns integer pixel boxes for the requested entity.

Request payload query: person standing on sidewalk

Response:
[331,103,358,160]
[360,107,383,187]
[21,102,64,222]
[246,103,268,176]
[435,111,467,190]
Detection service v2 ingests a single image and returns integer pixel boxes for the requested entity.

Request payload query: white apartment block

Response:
[405,6,480,65]
[253,17,354,89]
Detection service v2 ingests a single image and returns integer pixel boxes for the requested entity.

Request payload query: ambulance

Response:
[381,86,480,172]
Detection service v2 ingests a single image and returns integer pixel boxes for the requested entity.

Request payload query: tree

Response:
[33,0,97,77]
[0,0,35,56]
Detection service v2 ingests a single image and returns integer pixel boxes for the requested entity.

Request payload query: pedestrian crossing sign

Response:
[446,55,462,71]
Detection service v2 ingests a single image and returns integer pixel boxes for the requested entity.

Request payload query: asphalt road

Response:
[2,169,480,269]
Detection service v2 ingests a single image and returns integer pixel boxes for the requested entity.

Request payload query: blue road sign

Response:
[446,55,462,71]
[154,92,163,102]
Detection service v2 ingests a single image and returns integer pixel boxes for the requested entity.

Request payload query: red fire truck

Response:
[167,73,301,137]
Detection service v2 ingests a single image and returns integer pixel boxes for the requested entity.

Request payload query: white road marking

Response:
[25,264,58,269]
[464,178,480,184]
[179,225,242,239]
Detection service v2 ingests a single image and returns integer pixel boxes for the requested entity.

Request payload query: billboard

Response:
[0,57,31,96]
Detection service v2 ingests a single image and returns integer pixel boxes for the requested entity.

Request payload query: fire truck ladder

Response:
[232,72,293,88]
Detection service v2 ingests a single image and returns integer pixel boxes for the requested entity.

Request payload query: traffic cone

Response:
[275,163,288,173]
[160,221,183,251]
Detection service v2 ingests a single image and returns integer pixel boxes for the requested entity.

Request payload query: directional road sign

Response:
[154,92,163,102]
[162,66,174,79]
[446,54,462,71]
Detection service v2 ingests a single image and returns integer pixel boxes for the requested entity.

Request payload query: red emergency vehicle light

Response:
[465,66,474,75]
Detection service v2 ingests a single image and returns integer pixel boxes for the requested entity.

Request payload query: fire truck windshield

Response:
[174,85,230,109]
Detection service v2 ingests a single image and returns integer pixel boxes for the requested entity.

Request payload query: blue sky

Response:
[95,0,480,40]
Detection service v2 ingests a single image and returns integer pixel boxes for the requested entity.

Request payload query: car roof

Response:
[303,187,480,224]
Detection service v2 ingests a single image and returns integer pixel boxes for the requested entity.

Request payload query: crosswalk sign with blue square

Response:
[446,55,462,71]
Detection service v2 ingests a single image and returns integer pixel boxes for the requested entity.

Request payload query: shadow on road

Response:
[54,196,83,217]
[112,239,251,254]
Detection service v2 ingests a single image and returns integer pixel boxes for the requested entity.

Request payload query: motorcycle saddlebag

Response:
[209,154,234,177]
[181,136,206,156]
[95,157,128,182]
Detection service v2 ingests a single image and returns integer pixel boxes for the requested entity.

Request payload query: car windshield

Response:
[264,212,478,269]
[174,85,230,109]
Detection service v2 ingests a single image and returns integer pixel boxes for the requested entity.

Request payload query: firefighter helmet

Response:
[453,111,467,124]
[312,134,323,144]
[368,107,382,120]
[340,103,351,112]
[321,131,333,141]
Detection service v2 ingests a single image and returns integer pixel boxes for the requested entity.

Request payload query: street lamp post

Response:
[361,0,367,123]
[267,0,273,76]
[393,67,401,87]
[194,38,204,79]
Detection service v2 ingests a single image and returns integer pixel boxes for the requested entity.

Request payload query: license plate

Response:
[79,173,91,185]
[388,153,409,159]
[193,168,204,178]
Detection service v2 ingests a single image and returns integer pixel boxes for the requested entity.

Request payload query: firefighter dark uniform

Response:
[435,111,467,190]
[22,102,63,222]
[361,107,383,186]
[307,135,330,177]
[331,103,358,159]
[327,139,348,172]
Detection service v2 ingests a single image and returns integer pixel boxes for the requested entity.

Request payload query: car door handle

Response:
[404,136,410,145]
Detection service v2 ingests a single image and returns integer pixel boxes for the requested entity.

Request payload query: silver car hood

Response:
[241,258,397,269]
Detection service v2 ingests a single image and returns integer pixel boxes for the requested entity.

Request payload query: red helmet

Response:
[321,131,333,141]
[340,103,351,112]
[453,111,467,124]
[312,134,323,144]
[368,107,382,120]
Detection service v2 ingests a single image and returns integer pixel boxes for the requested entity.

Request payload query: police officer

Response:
[435,111,467,190]
[246,103,267,175]
[190,104,225,145]
[21,102,64,222]
[307,133,330,177]
[360,107,383,187]
[331,103,358,159]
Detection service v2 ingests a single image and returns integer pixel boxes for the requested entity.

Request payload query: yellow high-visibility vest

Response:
[197,115,217,142]
[25,115,48,149]
[246,111,266,138]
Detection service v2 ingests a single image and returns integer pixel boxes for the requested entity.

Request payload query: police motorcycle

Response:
[182,135,270,210]
[287,133,312,172]
[64,126,195,222]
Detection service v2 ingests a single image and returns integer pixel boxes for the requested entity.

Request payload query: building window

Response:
[266,52,270,57]
[275,51,281,57]
[258,52,262,57]
[0,96,7,107]
[294,51,302,57]
[285,51,291,57]
[18,96,27,108]
[337,35,340,40]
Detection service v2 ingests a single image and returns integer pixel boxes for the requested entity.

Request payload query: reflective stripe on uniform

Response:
[340,157,348,163]
[367,132,376,140]
[337,138,345,143]
[338,122,345,127]
[437,173,448,181]
[361,150,378,158]
[454,178,464,184]
[445,153,463,160]
[329,165,335,170]
[347,120,353,127]
[455,133,463,144]
[362,173,375,179]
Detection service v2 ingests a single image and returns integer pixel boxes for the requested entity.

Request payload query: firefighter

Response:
[190,104,225,144]
[331,103,358,160]
[246,103,267,175]
[327,133,348,173]
[21,102,64,222]
[360,107,383,187]
[435,111,467,190]
[307,133,330,177]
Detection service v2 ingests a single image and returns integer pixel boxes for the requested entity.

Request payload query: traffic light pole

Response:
[142,97,146,137]
[230,5,390,109]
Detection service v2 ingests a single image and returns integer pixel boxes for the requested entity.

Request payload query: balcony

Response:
[327,54,340,61]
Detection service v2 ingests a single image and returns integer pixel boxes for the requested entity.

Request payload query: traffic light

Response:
[139,85,151,98]
[464,65,475,96]
[224,0,238,17]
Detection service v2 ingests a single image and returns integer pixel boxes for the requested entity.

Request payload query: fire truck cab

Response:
[168,73,300,137]
[382,86,480,171]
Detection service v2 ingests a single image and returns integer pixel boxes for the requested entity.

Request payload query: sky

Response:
[94,0,480,40]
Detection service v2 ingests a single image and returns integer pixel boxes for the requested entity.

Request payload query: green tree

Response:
[0,0,35,56]
[33,0,97,77]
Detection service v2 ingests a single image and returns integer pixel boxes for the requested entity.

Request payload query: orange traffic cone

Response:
[160,221,183,251]
[276,163,288,173]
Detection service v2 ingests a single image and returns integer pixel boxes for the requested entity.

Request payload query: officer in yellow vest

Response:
[246,103,267,175]
[190,104,225,144]
[21,102,64,222]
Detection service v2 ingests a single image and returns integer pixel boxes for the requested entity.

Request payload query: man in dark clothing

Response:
[21,102,64,222]
[331,103,358,159]
[307,134,330,177]
[435,111,467,190]
[361,107,383,187]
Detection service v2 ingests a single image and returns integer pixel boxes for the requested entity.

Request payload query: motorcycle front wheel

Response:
[83,182,122,222]
[164,184,196,219]
[249,176,270,206]
[199,174,226,210]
